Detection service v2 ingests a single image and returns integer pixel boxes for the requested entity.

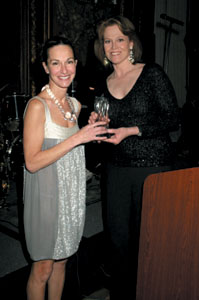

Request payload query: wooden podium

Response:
[136,167,199,300]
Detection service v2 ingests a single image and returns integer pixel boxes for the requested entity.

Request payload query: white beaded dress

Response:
[23,96,86,261]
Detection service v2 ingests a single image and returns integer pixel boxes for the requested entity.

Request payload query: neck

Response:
[47,84,68,103]
[47,83,67,101]
[42,84,77,122]
[112,61,141,79]
[112,61,134,78]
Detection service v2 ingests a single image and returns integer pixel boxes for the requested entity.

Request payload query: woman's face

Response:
[103,24,133,65]
[43,44,77,89]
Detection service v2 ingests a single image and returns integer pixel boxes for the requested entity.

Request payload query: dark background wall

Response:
[0,0,198,127]
[0,0,156,98]
[1,0,195,103]
[0,1,20,93]
[0,0,199,165]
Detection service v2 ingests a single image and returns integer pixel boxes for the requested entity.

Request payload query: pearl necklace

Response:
[42,84,77,122]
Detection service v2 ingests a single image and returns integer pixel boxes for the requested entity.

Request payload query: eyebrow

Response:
[49,57,75,61]
[104,35,126,39]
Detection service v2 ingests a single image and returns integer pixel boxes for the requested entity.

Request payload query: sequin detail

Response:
[54,147,86,259]
[97,63,180,167]
[23,96,86,261]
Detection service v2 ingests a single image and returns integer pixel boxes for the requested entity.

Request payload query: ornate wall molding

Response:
[30,0,37,96]
[28,0,52,95]
[55,0,118,66]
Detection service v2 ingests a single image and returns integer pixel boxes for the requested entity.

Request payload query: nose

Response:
[60,63,68,73]
[111,41,117,49]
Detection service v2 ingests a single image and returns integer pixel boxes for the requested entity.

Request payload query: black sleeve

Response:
[137,63,180,138]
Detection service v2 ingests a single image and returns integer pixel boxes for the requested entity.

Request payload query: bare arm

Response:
[23,99,108,173]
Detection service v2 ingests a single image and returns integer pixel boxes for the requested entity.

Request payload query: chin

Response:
[59,81,72,88]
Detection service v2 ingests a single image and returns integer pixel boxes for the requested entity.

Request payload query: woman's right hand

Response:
[76,121,108,144]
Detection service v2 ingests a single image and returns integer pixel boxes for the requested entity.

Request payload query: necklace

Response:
[42,84,77,122]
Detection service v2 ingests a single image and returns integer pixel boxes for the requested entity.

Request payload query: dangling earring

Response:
[128,48,135,64]
[104,56,109,66]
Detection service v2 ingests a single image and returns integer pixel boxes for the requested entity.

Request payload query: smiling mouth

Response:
[59,75,70,79]
[111,52,120,56]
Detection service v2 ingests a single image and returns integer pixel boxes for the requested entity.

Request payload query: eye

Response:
[51,61,59,66]
[104,39,110,44]
[118,38,125,42]
[67,59,75,64]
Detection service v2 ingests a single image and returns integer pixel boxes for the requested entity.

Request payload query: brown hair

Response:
[94,15,143,66]
[41,36,76,64]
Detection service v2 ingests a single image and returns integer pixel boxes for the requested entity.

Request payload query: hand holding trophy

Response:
[94,95,110,137]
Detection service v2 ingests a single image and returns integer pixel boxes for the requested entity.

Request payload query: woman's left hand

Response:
[104,128,127,145]
[105,126,140,145]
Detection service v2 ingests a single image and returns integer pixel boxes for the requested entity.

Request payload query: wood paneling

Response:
[137,167,199,300]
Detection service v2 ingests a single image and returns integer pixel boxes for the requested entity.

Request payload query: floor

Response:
[0,169,110,300]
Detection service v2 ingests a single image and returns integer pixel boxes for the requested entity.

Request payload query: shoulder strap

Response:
[68,96,79,114]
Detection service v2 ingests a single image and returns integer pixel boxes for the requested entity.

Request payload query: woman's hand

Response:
[88,111,98,124]
[88,111,110,126]
[76,121,108,144]
[105,128,126,144]
[105,126,140,145]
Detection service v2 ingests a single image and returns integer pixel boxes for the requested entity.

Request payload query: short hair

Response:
[94,15,143,66]
[41,36,76,64]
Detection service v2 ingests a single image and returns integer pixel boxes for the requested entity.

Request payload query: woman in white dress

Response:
[23,36,108,300]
